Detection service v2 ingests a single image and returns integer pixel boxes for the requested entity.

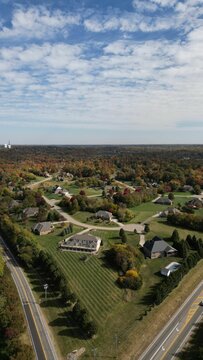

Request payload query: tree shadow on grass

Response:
[58,327,84,339]
[49,313,69,328]
[138,284,157,306]
[33,285,45,292]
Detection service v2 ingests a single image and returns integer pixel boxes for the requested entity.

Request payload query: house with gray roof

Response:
[60,233,101,254]
[95,210,113,221]
[159,207,181,218]
[155,197,172,206]
[23,207,39,218]
[186,198,203,209]
[143,236,178,259]
[32,222,54,235]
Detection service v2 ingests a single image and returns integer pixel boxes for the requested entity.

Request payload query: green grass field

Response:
[67,182,102,196]
[147,218,203,240]
[128,201,167,223]
[30,225,186,359]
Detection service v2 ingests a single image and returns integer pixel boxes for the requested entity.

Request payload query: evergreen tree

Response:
[171,229,180,243]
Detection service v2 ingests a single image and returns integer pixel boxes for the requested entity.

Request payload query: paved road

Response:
[44,196,146,233]
[27,176,53,189]
[0,236,58,360]
[138,281,203,360]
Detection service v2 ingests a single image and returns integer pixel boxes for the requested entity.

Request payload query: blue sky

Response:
[0,0,203,144]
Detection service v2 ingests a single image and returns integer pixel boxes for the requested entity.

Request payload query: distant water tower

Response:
[4,140,11,149]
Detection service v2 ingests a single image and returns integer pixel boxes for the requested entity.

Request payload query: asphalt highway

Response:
[0,236,58,360]
[138,281,203,360]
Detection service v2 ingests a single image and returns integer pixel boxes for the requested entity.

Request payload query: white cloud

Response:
[0,3,203,140]
[132,0,178,12]
[0,6,80,39]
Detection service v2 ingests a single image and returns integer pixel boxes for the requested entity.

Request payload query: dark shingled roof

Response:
[144,236,177,254]
[32,222,53,233]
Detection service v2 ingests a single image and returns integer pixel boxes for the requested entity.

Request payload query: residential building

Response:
[60,233,101,253]
[143,236,178,259]
[155,197,172,205]
[186,198,203,209]
[23,207,39,218]
[159,207,181,218]
[95,210,113,221]
[32,222,54,235]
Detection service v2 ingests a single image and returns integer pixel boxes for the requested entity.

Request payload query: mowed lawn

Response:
[33,226,183,358]
[127,195,197,224]
[147,218,203,240]
[26,218,203,359]
[36,227,123,324]
[128,201,167,223]
[66,182,102,196]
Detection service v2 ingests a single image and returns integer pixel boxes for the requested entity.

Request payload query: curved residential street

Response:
[0,236,58,360]
[43,195,145,234]
[138,281,203,360]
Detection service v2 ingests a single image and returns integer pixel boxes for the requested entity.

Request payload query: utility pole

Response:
[44,283,48,300]
[114,333,118,359]
[92,347,97,360]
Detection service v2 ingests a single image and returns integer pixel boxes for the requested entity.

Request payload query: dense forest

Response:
[0,144,202,192]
